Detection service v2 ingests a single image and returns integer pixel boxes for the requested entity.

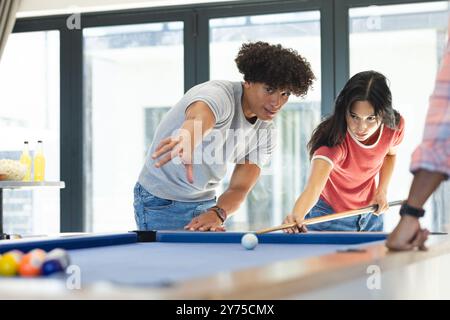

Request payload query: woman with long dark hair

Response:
[284,70,404,232]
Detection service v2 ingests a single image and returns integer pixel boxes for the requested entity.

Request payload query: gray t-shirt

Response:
[138,80,276,201]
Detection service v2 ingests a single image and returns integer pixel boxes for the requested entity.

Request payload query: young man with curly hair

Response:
[134,41,315,231]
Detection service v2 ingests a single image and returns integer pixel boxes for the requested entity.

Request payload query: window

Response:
[349,1,449,230]
[0,31,60,235]
[209,11,321,230]
[10,1,448,234]
[83,22,184,232]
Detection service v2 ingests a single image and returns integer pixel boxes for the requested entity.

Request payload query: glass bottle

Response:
[33,140,46,182]
[19,141,32,181]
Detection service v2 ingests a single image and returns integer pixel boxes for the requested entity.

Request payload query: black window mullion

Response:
[320,0,336,116]
[184,11,198,92]
[60,27,84,232]
[335,0,350,97]
[195,8,210,85]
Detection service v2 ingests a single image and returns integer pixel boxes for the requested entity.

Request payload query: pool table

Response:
[0,230,449,299]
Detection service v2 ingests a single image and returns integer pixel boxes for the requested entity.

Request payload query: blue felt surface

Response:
[60,240,381,287]
[0,231,388,287]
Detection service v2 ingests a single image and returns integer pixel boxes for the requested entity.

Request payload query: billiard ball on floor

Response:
[241,233,258,250]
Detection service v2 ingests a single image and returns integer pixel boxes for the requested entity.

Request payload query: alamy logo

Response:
[366,265,381,290]
[66,265,81,290]
[66,7,81,30]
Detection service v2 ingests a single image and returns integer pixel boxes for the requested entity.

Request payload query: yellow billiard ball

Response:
[0,251,23,277]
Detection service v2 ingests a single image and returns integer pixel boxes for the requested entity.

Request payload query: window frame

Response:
[11,0,440,231]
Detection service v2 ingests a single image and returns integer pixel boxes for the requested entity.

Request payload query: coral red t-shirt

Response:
[312,117,405,212]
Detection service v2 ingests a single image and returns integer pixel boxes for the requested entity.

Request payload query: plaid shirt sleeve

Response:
[410,33,450,178]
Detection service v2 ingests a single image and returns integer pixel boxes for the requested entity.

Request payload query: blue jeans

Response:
[306,198,383,231]
[133,182,216,230]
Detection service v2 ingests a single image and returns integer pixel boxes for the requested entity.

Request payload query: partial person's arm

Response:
[216,162,261,217]
[372,147,397,215]
[283,159,332,233]
[405,170,446,209]
[184,161,261,231]
[386,169,446,251]
[152,101,216,183]
[387,26,449,251]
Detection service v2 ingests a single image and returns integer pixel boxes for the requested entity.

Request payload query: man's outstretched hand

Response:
[152,133,194,183]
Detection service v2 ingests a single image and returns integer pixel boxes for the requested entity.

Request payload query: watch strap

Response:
[399,203,425,218]
[209,206,227,223]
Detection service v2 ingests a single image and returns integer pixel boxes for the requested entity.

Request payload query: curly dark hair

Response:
[235,41,315,97]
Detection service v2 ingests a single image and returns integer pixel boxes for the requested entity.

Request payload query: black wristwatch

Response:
[209,206,227,223]
[399,203,425,218]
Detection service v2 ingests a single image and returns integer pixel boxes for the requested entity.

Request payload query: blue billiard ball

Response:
[241,233,258,250]
[41,259,64,276]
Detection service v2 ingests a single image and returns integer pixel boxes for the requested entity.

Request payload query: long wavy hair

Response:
[308,70,401,158]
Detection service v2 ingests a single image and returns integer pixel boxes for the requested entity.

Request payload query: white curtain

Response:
[0,0,21,61]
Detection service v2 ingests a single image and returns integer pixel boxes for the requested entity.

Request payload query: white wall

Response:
[18,0,240,17]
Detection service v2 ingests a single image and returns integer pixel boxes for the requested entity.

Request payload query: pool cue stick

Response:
[256,199,404,235]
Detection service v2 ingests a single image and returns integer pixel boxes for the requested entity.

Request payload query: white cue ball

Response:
[241,233,258,250]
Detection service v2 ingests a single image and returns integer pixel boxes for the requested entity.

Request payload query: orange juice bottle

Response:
[19,141,32,181]
[33,140,46,182]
